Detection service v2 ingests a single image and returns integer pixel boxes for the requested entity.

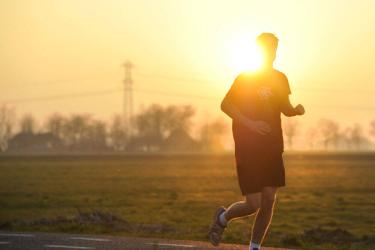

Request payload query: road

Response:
[0,231,294,250]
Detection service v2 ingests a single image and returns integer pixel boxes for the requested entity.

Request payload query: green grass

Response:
[0,154,374,249]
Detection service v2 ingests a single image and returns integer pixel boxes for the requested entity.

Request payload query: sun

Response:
[227,36,263,74]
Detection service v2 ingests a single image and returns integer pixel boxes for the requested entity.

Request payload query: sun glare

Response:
[228,36,263,74]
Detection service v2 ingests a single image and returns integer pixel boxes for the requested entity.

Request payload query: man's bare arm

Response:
[220,98,247,122]
[220,98,271,135]
[281,96,305,117]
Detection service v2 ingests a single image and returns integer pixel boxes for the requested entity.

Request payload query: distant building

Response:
[7,132,63,153]
[161,129,200,152]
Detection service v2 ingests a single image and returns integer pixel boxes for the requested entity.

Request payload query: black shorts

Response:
[233,128,286,195]
[235,149,285,195]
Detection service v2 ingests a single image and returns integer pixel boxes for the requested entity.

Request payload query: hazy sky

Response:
[1,0,375,145]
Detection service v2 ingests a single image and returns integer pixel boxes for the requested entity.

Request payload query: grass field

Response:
[0,153,374,250]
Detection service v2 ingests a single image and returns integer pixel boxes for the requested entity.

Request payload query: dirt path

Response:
[0,231,295,250]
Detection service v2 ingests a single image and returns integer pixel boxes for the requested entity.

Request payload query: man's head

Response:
[256,33,278,68]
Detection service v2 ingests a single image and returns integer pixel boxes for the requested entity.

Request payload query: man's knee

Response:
[260,188,277,209]
[261,194,275,208]
[245,193,261,210]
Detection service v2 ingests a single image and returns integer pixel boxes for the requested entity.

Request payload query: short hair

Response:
[256,33,278,48]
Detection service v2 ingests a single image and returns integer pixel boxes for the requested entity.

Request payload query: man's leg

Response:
[250,187,278,246]
[208,193,261,246]
[224,193,261,222]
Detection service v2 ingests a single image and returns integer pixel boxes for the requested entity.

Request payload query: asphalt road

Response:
[0,231,294,250]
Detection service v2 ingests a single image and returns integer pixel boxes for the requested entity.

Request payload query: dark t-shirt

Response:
[224,69,291,153]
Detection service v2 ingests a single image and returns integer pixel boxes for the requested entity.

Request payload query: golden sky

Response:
[1,0,375,143]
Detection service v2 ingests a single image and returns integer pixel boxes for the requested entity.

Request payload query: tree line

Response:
[0,104,226,153]
[283,118,375,150]
[1,104,375,153]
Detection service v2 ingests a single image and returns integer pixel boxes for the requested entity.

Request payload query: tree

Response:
[318,119,340,150]
[342,127,353,149]
[86,119,107,150]
[60,114,110,151]
[19,114,36,134]
[62,114,91,149]
[198,118,227,152]
[346,123,366,150]
[109,115,127,151]
[161,129,199,152]
[283,119,299,149]
[0,104,15,151]
[130,104,196,152]
[164,105,195,135]
[370,120,375,141]
[45,113,65,138]
[131,104,165,151]
[306,127,319,149]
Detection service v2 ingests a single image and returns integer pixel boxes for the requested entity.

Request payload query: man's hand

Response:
[241,118,271,135]
[294,104,305,115]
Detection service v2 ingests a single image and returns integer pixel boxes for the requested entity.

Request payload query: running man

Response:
[208,33,305,250]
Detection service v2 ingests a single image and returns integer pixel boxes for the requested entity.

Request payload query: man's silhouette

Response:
[208,33,305,250]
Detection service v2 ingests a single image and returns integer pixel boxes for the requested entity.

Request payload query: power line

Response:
[133,88,218,100]
[0,77,111,90]
[293,87,375,95]
[309,104,375,111]
[134,71,215,85]
[2,88,122,103]
[2,86,375,111]
[135,71,375,95]
[1,68,374,111]
[2,70,374,95]
[1,87,218,104]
